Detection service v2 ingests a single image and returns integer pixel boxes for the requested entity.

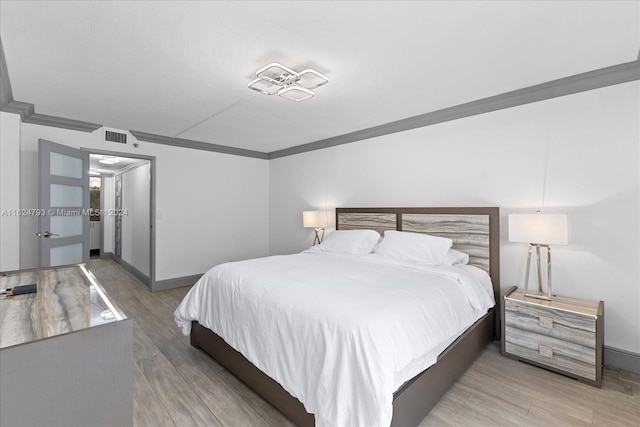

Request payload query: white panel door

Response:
[38,139,90,267]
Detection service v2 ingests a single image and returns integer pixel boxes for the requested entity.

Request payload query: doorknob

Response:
[36,231,60,238]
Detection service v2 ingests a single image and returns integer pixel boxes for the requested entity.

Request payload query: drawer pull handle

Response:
[539,316,554,329]
[539,344,554,359]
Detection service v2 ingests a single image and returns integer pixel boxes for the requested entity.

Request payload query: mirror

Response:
[89,177,101,220]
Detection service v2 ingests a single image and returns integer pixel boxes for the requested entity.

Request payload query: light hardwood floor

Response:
[88,259,640,427]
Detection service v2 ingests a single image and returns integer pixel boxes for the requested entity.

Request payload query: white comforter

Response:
[174,252,495,427]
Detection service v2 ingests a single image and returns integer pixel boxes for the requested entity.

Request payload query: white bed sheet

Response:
[174,252,494,427]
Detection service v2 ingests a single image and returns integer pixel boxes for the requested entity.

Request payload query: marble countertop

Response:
[0,264,126,349]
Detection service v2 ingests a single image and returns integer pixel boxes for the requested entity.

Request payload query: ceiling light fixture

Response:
[248,63,329,102]
[99,157,119,165]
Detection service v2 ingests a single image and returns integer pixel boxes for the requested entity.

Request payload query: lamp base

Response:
[523,243,554,300]
[313,228,325,245]
[523,291,552,301]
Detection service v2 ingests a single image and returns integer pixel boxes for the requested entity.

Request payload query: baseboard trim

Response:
[153,274,202,292]
[604,346,640,374]
[100,252,114,260]
[115,258,150,287]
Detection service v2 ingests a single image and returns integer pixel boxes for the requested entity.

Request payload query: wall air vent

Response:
[105,130,127,144]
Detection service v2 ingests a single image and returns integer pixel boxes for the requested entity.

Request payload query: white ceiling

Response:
[1,1,638,153]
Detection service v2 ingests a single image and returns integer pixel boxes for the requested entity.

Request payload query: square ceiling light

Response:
[247,78,280,95]
[248,62,329,102]
[278,86,315,102]
[297,69,329,90]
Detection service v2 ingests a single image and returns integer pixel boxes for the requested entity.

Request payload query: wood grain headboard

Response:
[336,207,500,299]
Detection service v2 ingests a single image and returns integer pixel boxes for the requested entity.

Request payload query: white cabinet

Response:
[90,221,101,250]
[0,265,133,426]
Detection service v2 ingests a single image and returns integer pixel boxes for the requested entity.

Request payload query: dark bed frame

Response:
[191,207,501,426]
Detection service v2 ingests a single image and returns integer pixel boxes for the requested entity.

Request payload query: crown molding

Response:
[2,57,637,159]
[268,59,640,159]
[2,36,102,133]
[1,100,34,121]
[0,101,102,133]
[23,112,102,132]
[0,100,102,133]
[129,130,269,160]
[0,36,13,108]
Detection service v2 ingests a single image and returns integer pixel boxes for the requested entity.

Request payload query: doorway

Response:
[87,149,155,289]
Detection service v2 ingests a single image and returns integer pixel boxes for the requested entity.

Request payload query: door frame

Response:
[114,173,122,261]
[82,148,157,290]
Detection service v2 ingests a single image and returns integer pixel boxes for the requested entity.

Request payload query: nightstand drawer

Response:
[504,299,596,348]
[505,325,597,380]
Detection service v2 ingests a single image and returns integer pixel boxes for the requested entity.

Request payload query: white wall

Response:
[150,141,270,280]
[121,162,150,276]
[269,82,640,354]
[0,112,20,271]
[10,122,270,281]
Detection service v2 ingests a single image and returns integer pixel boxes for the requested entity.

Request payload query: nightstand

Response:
[501,286,604,387]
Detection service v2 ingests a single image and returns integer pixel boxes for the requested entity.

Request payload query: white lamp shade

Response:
[303,210,333,228]
[509,214,568,245]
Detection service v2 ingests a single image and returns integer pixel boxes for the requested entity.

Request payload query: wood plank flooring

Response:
[88,259,640,427]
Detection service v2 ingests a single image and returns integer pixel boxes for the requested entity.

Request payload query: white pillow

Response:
[375,230,452,264]
[311,230,381,255]
[443,248,470,265]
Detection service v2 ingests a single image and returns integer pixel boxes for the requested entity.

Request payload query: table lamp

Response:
[508,212,568,300]
[303,210,331,245]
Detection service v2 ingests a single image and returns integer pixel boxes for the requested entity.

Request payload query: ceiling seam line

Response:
[172,93,259,138]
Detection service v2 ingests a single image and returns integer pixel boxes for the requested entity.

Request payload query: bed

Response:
[175,207,500,426]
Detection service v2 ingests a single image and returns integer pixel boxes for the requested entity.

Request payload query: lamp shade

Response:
[303,210,331,228]
[509,213,568,245]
